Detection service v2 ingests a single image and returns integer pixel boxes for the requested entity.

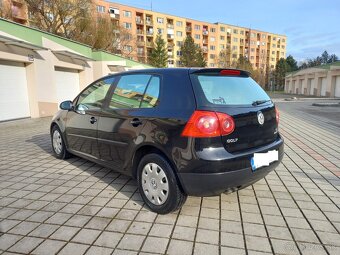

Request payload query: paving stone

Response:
[8,236,44,254]
[297,242,328,255]
[58,242,89,255]
[72,228,101,244]
[167,239,193,255]
[86,246,115,255]
[50,226,80,241]
[94,231,123,249]
[290,228,319,243]
[141,236,169,254]
[172,226,196,241]
[29,224,59,238]
[0,234,22,251]
[32,239,66,255]
[149,223,173,238]
[245,236,272,253]
[127,221,152,235]
[267,225,293,240]
[221,232,244,249]
[196,229,219,245]
[117,234,145,251]
[8,221,40,235]
[271,239,299,255]
[194,243,219,255]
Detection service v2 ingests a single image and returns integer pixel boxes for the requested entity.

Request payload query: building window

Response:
[220,44,225,49]
[195,34,200,39]
[232,46,237,51]
[250,33,256,38]
[96,5,105,13]
[157,17,164,24]
[272,51,275,54]
[210,45,215,50]
[123,11,131,17]
[282,45,285,49]
[273,37,276,41]
[232,54,237,59]
[251,48,255,52]
[210,37,215,42]
[281,52,284,56]
[227,28,231,34]
[210,28,216,33]
[210,63,215,67]
[123,22,132,29]
[194,25,200,30]
[177,50,182,56]
[240,30,244,35]
[176,41,183,47]
[262,34,266,39]
[220,36,225,41]
[271,58,275,61]
[282,38,286,43]
[250,56,254,60]
[272,44,276,48]
[233,38,238,43]
[233,29,238,34]
[262,42,265,46]
[157,28,164,34]
[220,27,225,32]
[176,31,183,37]
[124,45,133,51]
[176,21,183,27]
[210,54,215,59]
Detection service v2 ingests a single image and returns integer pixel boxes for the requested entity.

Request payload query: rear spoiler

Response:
[189,68,250,77]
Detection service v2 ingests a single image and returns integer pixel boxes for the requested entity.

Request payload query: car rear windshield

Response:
[191,74,271,106]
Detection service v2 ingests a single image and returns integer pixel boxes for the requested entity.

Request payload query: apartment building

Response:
[0,0,28,25]
[95,0,286,69]
[0,0,287,69]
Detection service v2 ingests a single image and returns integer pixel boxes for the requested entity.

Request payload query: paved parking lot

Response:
[1,101,340,255]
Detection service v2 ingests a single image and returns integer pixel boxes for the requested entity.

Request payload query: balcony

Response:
[136,30,144,35]
[167,51,174,58]
[137,41,145,46]
[12,0,24,6]
[167,43,174,49]
[186,26,192,32]
[167,24,174,29]
[136,18,144,24]
[202,46,208,53]
[203,40,208,45]
[110,13,120,19]
[146,41,154,48]
[137,51,145,56]
[167,29,174,35]
[203,30,209,36]
[145,20,153,26]
[146,30,154,36]
[167,34,174,40]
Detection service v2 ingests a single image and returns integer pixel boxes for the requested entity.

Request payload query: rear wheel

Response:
[51,125,71,159]
[137,153,187,214]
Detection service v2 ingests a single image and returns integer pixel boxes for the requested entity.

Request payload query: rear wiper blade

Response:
[252,100,271,106]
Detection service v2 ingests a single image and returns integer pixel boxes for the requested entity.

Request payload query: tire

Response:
[137,153,187,214]
[51,125,71,159]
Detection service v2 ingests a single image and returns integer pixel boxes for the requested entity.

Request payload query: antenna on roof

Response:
[151,1,153,11]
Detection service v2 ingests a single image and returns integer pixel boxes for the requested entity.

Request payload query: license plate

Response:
[251,150,278,171]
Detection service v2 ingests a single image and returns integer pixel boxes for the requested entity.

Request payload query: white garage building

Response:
[0,18,151,122]
[285,62,340,98]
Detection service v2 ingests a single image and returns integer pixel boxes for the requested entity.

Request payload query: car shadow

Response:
[25,133,145,209]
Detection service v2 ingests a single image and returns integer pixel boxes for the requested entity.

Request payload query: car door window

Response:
[140,76,160,108]
[77,77,115,111]
[109,74,152,109]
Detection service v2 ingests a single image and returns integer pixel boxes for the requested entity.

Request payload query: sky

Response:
[107,0,340,62]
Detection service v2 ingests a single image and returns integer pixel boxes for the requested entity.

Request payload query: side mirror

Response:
[60,100,73,111]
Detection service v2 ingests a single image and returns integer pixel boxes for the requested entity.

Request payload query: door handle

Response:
[90,117,97,124]
[130,118,142,127]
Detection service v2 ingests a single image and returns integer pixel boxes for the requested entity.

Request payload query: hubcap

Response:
[52,130,63,155]
[141,163,169,205]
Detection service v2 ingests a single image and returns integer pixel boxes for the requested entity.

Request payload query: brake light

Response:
[275,107,280,125]
[220,69,241,76]
[181,111,235,137]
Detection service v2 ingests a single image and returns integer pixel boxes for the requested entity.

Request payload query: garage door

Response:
[335,76,340,98]
[0,62,30,122]
[320,78,327,96]
[55,67,80,105]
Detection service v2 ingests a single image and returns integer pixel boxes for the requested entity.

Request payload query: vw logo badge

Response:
[257,111,264,125]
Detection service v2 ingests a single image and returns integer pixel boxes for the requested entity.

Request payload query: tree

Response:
[285,55,298,72]
[0,1,12,20]
[274,58,289,90]
[216,47,232,68]
[234,56,254,73]
[180,35,197,67]
[148,34,168,67]
[24,0,93,38]
[299,51,339,69]
[195,46,207,67]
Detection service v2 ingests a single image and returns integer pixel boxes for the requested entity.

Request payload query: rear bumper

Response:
[178,137,284,196]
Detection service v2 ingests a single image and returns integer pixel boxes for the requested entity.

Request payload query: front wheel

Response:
[137,153,187,214]
[51,125,71,159]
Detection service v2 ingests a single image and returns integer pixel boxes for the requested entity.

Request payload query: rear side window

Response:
[109,74,160,109]
[191,75,270,106]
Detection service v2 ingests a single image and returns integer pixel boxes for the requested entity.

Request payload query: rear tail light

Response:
[181,111,235,138]
[275,107,280,125]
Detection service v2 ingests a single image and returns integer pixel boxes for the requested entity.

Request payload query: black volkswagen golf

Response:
[51,68,284,214]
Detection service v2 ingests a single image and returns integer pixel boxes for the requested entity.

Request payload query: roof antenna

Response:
[151,1,153,11]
